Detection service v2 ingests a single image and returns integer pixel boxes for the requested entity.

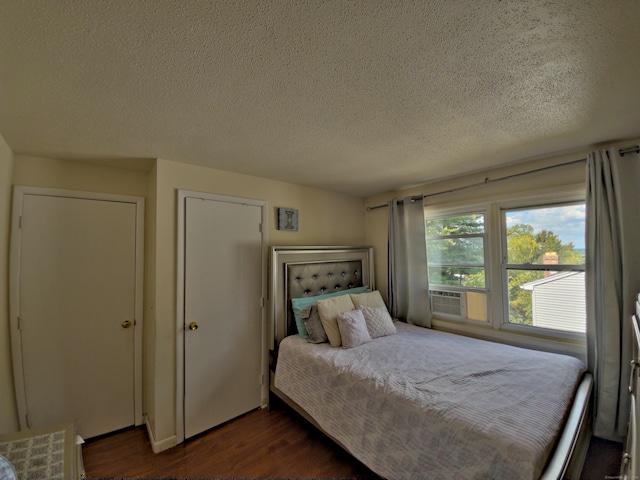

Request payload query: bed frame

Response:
[268,245,593,480]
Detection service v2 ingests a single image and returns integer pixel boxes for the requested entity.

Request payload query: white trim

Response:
[499,199,586,341]
[176,189,268,445]
[145,414,176,453]
[431,318,586,361]
[9,186,145,430]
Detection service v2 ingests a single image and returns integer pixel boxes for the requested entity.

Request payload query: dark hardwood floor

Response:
[82,398,378,479]
[83,398,623,479]
[580,436,623,480]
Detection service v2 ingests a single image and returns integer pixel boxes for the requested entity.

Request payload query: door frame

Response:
[176,190,268,445]
[9,186,145,431]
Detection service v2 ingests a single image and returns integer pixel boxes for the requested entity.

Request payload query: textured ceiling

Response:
[1,1,640,197]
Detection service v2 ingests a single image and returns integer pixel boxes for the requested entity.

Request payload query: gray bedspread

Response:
[274,322,585,480]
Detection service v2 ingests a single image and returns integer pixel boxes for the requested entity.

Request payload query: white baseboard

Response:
[144,415,176,453]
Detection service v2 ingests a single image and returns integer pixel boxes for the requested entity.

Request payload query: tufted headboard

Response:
[269,246,375,355]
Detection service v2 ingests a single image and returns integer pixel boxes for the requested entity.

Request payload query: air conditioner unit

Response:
[429,290,467,317]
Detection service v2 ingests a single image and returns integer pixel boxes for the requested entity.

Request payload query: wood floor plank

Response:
[82,401,378,479]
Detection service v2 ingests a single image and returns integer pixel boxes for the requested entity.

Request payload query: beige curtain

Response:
[387,195,431,327]
[586,146,640,441]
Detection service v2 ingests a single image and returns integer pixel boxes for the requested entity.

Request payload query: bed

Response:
[269,246,593,480]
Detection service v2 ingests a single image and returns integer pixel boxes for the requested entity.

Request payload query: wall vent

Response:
[429,290,466,317]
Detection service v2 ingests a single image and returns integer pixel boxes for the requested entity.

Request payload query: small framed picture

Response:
[278,208,299,231]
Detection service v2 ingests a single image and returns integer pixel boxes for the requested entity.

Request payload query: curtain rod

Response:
[365,145,639,212]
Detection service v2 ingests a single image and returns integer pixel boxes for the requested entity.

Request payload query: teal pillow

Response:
[291,286,369,338]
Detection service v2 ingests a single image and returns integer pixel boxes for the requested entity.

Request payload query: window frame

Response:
[424,204,491,326]
[424,184,586,348]
[425,210,488,292]
[497,197,586,343]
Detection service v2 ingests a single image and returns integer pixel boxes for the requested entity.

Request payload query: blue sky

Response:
[505,204,586,249]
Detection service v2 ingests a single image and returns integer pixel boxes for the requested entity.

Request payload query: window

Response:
[424,187,586,343]
[502,203,586,333]
[426,213,488,322]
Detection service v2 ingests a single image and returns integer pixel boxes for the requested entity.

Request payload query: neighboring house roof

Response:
[520,271,584,290]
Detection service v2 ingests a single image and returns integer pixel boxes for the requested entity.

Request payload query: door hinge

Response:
[19,216,23,229]
[258,223,263,233]
[260,297,265,308]
[17,316,22,330]
[25,413,31,429]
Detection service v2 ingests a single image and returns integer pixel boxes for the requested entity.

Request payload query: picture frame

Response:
[277,208,298,231]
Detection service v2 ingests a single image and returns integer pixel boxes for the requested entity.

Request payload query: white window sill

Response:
[430,317,587,363]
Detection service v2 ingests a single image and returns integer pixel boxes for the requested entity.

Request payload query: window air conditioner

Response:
[429,290,467,317]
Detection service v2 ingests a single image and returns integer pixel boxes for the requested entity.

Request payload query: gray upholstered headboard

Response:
[270,246,375,354]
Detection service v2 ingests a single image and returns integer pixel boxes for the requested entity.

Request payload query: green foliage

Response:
[426,214,485,288]
[426,214,484,236]
[507,227,539,264]
[507,270,540,325]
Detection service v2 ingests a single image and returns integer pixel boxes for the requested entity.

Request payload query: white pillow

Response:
[359,305,397,338]
[350,290,387,309]
[317,295,356,347]
[337,309,372,349]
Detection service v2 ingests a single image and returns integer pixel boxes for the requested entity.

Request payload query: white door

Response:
[11,191,141,439]
[184,197,263,439]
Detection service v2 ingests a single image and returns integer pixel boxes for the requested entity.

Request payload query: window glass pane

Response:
[505,205,585,265]
[427,237,485,265]
[426,214,484,236]
[506,269,586,333]
[428,266,485,288]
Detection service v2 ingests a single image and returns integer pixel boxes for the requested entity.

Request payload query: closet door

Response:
[183,196,263,439]
[11,191,142,439]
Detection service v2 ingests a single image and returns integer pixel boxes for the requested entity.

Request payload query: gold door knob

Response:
[188,322,199,331]
[122,320,132,329]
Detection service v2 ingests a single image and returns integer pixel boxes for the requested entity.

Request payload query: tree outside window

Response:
[426,213,486,289]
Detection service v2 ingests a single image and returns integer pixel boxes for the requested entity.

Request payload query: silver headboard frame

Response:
[269,246,375,354]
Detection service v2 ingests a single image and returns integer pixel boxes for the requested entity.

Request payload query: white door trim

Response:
[9,186,145,430]
[176,190,268,445]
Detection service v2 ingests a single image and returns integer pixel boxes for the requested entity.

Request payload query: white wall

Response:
[530,273,586,332]
[142,158,367,448]
[12,156,150,197]
[0,134,16,434]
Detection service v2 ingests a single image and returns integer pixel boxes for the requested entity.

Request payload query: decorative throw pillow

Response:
[350,290,387,309]
[302,304,328,344]
[317,295,356,347]
[337,309,372,348]
[359,305,397,338]
[291,286,369,339]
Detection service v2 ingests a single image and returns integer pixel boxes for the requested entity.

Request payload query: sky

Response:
[505,204,586,249]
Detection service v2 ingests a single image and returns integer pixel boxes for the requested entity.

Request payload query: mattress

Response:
[274,322,586,480]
